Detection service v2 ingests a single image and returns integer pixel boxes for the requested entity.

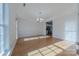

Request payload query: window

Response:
[65,19,77,43]
[0,3,4,55]
[0,4,9,55]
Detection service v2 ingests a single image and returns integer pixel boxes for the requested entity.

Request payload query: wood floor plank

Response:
[12,36,77,56]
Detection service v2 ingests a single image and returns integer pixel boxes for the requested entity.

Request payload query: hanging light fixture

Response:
[36,11,44,22]
[36,18,44,22]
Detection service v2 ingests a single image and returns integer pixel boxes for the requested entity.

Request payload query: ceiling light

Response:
[36,11,44,22]
[36,18,44,22]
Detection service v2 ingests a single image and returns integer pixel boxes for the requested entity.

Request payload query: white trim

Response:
[53,36,64,40]
[8,39,18,56]
[6,51,11,56]
[0,51,11,56]
[0,51,4,56]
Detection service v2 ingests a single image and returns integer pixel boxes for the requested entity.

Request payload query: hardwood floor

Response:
[12,36,77,56]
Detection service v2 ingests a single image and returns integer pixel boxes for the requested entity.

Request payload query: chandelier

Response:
[36,11,44,22]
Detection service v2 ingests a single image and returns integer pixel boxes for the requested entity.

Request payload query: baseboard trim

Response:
[8,38,18,56]
[6,51,11,56]
[53,36,64,40]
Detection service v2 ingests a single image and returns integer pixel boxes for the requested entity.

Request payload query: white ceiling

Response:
[16,3,77,19]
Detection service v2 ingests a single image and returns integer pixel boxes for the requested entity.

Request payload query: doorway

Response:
[46,21,53,36]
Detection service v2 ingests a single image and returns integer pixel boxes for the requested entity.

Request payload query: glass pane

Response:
[65,19,77,31]
[0,4,10,55]
[3,4,10,54]
[0,26,3,35]
[65,32,77,42]
[0,34,4,52]
[0,3,3,54]
[0,4,3,24]
[65,18,77,43]
[0,35,1,53]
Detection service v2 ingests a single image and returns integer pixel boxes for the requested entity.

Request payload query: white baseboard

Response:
[53,36,64,40]
[8,39,18,56]
[6,51,11,56]
[0,52,4,56]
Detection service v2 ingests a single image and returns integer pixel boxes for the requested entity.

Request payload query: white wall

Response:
[8,4,18,55]
[53,4,78,40]
[17,17,44,38]
[16,4,45,38]
[53,16,65,39]
[16,3,78,40]
[41,4,78,40]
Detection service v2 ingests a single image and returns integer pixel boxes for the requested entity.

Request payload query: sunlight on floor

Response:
[54,40,74,49]
[26,40,74,56]
[24,36,50,41]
